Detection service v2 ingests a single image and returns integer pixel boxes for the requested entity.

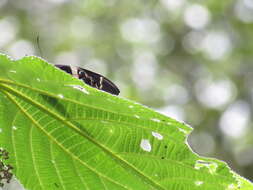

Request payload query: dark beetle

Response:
[55,65,120,95]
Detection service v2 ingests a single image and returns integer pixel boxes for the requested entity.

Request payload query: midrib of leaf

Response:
[0,83,166,190]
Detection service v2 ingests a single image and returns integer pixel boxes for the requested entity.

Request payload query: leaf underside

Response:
[0,54,251,190]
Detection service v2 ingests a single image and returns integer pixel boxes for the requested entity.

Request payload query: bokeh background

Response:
[0,0,253,188]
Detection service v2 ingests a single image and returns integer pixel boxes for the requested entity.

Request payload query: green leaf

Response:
[0,54,252,190]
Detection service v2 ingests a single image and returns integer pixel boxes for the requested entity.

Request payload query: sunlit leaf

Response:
[0,54,252,190]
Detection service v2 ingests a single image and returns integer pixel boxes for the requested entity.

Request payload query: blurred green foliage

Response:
[0,0,252,182]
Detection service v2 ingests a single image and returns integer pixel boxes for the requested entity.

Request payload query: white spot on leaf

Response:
[194,160,218,174]
[178,128,187,134]
[58,94,64,99]
[140,139,152,152]
[109,129,114,133]
[67,85,89,94]
[152,132,163,140]
[36,78,41,82]
[129,105,134,108]
[134,115,140,118]
[0,128,2,133]
[227,184,237,190]
[12,126,17,130]
[151,118,161,122]
[107,98,115,103]
[9,70,16,73]
[195,181,203,186]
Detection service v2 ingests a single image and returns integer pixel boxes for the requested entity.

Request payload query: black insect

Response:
[55,65,120,95]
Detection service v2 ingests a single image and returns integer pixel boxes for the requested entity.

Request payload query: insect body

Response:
[55,65,120,95]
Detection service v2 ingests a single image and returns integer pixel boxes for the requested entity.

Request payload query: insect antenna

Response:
[36,35,43,57]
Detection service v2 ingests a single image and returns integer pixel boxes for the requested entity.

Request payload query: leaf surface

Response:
[0,54,252,190]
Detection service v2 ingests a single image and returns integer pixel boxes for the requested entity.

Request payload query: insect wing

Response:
[77,67,120,95]
[55,65,73,75]
[55,65,120,95]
